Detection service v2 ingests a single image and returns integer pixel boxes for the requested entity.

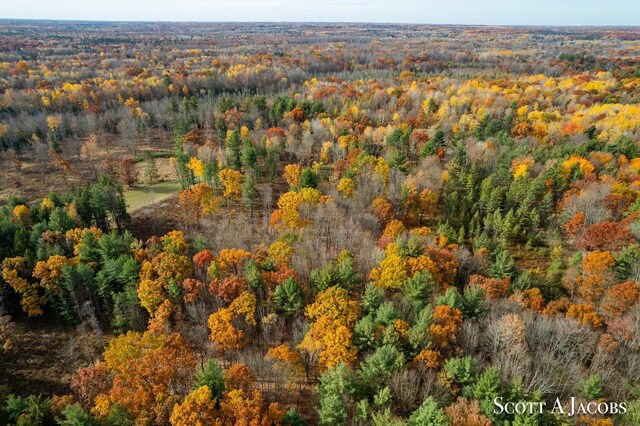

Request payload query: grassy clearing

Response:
[124,180,182,212]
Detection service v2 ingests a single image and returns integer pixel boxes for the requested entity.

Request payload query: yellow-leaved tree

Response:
[298,286,359,370]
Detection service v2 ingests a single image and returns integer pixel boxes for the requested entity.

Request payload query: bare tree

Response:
[81,133,101,179]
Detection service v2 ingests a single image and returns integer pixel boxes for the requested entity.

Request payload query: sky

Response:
[0,0,639,26]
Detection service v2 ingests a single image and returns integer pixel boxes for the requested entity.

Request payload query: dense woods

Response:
[1,21,640,425]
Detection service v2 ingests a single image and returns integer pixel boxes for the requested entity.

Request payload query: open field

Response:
[124,181,182,212]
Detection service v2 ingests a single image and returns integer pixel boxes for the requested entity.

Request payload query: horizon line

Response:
[1,18,639,29]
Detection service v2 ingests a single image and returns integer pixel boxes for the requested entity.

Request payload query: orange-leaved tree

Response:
[91,331,196,424]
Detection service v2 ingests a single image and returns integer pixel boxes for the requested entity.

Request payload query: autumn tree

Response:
[430,304,463,351]
[577,221,636,251]
[94,332,196,424]
[208,291,256,355]
[600,281,640,317]
[445,397,492,426]
[169,386,218,426]
[118,157,136,187]
[0,315,15,353]
[138,249,192,315]
[576,250,615,304]
[218,363,286,424]
[179,183,219,230]
[81,133,100,179]
[266,344,305,393]
[298,286,359,370]
[2,256,46,316]
[208,307,245,354]
[283,164,301,189]
[71,362,112,409]
[372,195,395,224]
[369,243,407,289]
[567,304,602,328]
[218,168,243,200]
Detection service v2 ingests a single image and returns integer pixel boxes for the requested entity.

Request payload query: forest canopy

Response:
[1,21,640,426]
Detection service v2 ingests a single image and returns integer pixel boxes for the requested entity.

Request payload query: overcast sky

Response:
[1,0,639,26]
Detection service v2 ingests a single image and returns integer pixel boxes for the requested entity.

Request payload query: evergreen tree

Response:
[299,167,318,189]
[471,367,505,423]
[490,247,517,279]
[407,305,433,355]
[194,360,225,401]
[215,117,227,145]
[265,146,278,181]
[241,139,257,172]
[57,403,94,426]
[273,277,304,315]
[226,131,242,170]
[283,409,306,426]
[354,315,378,351]
[581,374,602,400]
[310,257,359,291]
[361,282,384,315]
[143,150,159,184]
[357,345,405,393]
[317,363,356,426]
[242,173,258,222]
[408,397,448,426]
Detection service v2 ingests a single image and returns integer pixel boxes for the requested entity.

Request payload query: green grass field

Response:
[124,181,182,212]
